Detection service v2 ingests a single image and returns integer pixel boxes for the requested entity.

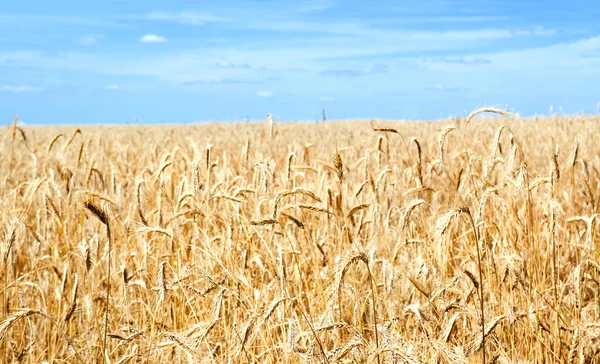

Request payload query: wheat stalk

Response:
[82,198,112,363]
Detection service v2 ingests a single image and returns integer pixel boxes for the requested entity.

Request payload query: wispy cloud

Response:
[184,78,263,85]
[256,91,273,97]
[321,63,388,78]
[426,84,468,92]
[422,57,491,65]
[77,34,104,46]
[0,85,43,93]
[379,15,515,24]
[141,11,228,25]
[319,96,334,101]
[364,64,388,74]
[1,29,592,89]
[511,26,557,37]
[140,34,167,43]
[105,84,121,90]
[320,69,363,78]
[241,17,551,43]
[423,35,600,73]
[218,61,251,69]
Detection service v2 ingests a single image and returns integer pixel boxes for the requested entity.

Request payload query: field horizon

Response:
[8,110,600,128]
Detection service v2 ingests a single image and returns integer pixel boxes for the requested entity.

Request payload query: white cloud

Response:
[139,34,167,43]
[77,34,104,46]
[105,84,121,90]
[319,96,334,101]
[0,85,43,92]
[143,12,227,25]
[256,91,273,97]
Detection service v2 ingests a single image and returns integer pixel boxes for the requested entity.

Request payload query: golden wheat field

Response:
[2,111,600,363]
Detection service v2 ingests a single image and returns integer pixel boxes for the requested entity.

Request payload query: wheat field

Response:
[1,112,600,363]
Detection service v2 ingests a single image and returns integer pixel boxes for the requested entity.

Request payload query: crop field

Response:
[1,111,600,363]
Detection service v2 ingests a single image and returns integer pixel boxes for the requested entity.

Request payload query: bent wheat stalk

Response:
[0,309,85,363]
[83,199,112,364]
[437,207,486,363]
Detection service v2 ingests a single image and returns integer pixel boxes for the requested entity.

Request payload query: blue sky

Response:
[1,0,599,124]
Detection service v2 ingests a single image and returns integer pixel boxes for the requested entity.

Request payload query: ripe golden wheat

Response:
[1,112,600,363]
